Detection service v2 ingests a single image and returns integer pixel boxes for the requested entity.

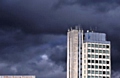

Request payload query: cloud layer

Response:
[1,0,120,78]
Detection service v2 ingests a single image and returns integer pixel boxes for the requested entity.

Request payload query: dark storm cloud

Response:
[0,29,66,78]
[0,0,120,78]
[54,0,120,12]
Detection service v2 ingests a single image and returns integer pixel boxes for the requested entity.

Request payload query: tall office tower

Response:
[67,27,111,78]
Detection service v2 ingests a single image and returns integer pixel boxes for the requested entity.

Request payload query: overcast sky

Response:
[0,0,120,78]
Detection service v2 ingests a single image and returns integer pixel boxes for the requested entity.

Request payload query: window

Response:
[99,71,102,74]
[99,55,102,58]
[88,44,91,47]
[99,76,102,78]
[107,61,109,64]
[91,76,94,78]
[92,60,94,63]
[103,61,106,64]
[95,60,98,63]
[103,76,105,78]
[106,50,109,54]
[106,45,109,48]
[88,60,90,63]
[84,65,86,69]
[103,66,105,69]
[99,60,102,64]
[95,44,98,48]
[95,76,98,78]
[95,71,98,74]
[95,65,98,69]
[92,44,94,47]
[84,44,86,48]
[103,71,105,74]
[92,70,94,74]
[103,45,105,48]
[99,66,102,69]
[88,49,91,52]
[99,45,102,48]
[103,55,105,58]
[91,55,94,58]
[84,49,86,53]
[103,50,105,53]
[92,65,94,68]
[95,50,98,53]
[88,76,90,78]
[88,65,90,68]
[107,66,109,69]
[106,56,109,59]
[95,55,98,58]
[84,60,86,63]
[84,55,86,58]
[88,54,91,58]
[107,71,109,75]
[88,70,90,74]
[99,50,102,53]
[91,49,94,53]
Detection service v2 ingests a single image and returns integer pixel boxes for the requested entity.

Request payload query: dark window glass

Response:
[103,66,105,69]
[88,65,90,68]
[95,65,98,69]
[103,55,105,58]
[88,60,90,63]
[99,66,102,69]
[103,71,105,74]
[106,45,109,48]
[88,54,91,58]
[103,45,105,48]
[92,65,94,68]
[103,76,105,78]
[99,60,102,64]
[92,49,94,53]
[107,61,109,64]
[107,71,109,75]
[92,60,94,63]
[107,66,109,69]
[99,55,102,58]
[95,60,98,63]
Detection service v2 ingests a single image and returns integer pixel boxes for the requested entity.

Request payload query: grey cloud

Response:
[0,0,120,78]
[54,0,119,12]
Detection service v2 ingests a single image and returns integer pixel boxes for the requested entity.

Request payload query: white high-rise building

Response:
[67,27,111,78]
